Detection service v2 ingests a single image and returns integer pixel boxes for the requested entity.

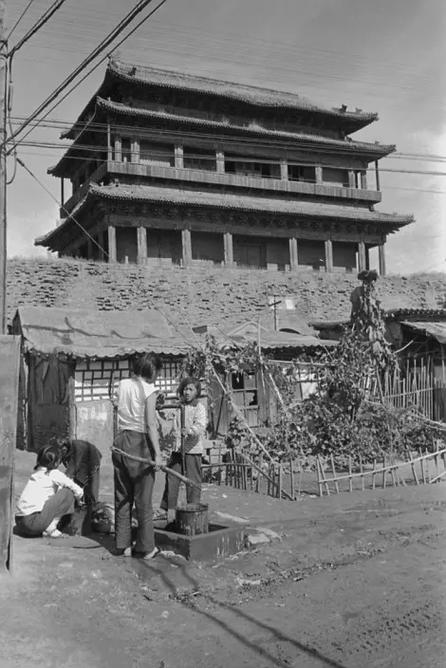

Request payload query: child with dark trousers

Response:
[160,377,207,523]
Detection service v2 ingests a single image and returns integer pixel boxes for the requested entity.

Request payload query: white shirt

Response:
[116,376,157,433]
[16,468,83,516]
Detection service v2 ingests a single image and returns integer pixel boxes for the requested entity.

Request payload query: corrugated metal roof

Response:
[401,321,446,344]
[15,306,188,357]
[211,321,337,349]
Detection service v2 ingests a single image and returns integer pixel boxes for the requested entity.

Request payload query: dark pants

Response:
[112,430,156,554]
[74,465,100,508]
[15,488,75,537]
[161,452,202,510]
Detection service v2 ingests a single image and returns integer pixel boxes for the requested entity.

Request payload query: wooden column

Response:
[358,241,366,271]
[108,225,117,263]
[131,138,140,163]
[315,165,323,184]
[324,239,333,272]
[378,243,386,276]
[280,159,288,181]
[348,170,356,188]
[60,178,65,207]
[107,120,112,161]
[174,145,184,169]
[289,237,298,271]
[114,136,122,162]
[137,226,147,264]
[375,161,380,191]
[223,232,233,266]
[360,170,367,189]
[216,150,225,173]
[181,229,192,266]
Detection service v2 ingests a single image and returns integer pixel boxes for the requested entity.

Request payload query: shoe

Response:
[138,546,161,560]
[115,546,132,557]
[43,529,66,539]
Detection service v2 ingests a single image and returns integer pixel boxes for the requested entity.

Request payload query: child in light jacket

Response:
[160,377,207,522]
[15,445,83,538]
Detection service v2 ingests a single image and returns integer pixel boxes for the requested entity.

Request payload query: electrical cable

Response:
[8,114,446,166]
[6,0,36,41]
[6,0,164,149]
[9,138,446,179]
[16,155,109,258]
[9,0,69,56]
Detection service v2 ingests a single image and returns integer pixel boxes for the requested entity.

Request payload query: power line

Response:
[7,114,446,165]
[16,155,108,258]
[10,137,446,179]
[9,0,69,56]
[6,0,163,149]
[5,0,35,41]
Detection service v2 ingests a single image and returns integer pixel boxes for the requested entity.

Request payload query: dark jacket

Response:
[64,440,102,486]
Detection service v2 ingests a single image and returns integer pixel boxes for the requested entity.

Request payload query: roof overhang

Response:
[401,321,446,344]
[14,306,188,357]
[60,58,379,141]
[35,183,414,251]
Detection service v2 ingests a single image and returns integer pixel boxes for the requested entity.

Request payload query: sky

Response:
[5,0,446,274]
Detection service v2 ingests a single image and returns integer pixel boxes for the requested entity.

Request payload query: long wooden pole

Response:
[110,446,201,489]
[0,2,7,334]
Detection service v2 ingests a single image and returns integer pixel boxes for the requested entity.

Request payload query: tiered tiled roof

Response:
[62,59,378,141]
[49,97,393,177]
[35,183,413,250]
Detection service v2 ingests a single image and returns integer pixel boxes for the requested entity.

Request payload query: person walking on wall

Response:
[112,354,163,559]
[160,377,207,523]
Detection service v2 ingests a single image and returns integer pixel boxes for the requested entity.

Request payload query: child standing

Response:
[15,446,84,538]
[160,377,207,523]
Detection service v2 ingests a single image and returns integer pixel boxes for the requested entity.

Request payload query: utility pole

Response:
[0,1,6,334]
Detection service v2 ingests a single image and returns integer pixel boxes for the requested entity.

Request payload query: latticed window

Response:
[74,357,183,403]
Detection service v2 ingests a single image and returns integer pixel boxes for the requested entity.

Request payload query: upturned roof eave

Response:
[107,59,378,130]
[49,97,393,178]
[35,184,414,250]
[60,59,379,140]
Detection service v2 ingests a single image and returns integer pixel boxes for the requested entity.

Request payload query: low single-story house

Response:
[12,306,337,453]
[12,306,188,453]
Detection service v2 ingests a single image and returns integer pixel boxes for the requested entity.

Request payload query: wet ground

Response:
[1,450,445,667]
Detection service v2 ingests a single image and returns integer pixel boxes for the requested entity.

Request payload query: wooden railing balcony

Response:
[61,159,381,216]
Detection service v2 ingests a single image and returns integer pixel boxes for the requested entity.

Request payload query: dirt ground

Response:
[1,450,445,668]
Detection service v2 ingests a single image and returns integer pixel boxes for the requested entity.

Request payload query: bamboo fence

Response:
[202,446,446,500]
[315,446,446,496]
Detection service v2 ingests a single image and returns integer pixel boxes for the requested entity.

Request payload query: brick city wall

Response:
[6,258,446,328]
